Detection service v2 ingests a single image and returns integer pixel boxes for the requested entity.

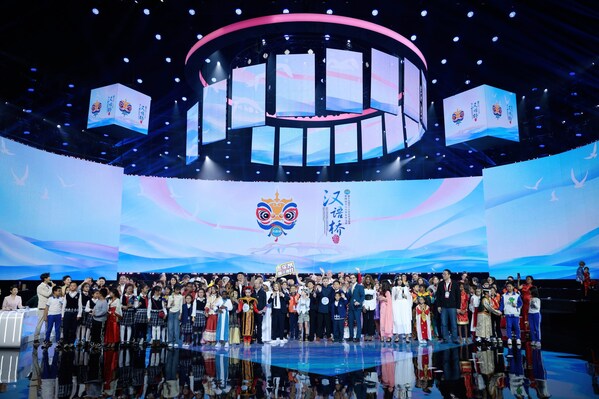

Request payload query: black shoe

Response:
[353,338,360,343]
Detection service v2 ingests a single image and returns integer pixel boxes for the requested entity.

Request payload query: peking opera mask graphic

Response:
[256,191,299,241]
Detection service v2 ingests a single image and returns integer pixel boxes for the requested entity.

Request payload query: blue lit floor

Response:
[1,339,598,398]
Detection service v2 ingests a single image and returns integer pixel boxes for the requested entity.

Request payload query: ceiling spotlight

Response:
[441,59,447,64]
[372,9,378,16]
[174,77,181,82]
[509,11,516,18]
[165,57,171,63]
[123,57,130,63]
[189,9,196,15]
[211,77,217,82]
[522,95,526,99]
[284,35,289,40]
[326,9,333,15]
[453,36,459,42]
[143,8,150,15]
[155,34,162,40]
[256,171,260,174]
[465,80,471,84]
[432,79,437,84]
[316,171,321,175]
[476,59,483,65]
[197,34,203,40]
[467,11,474,18]
[284,49,290,55]
[92,8,99,15]
[164,166,169,170]
[68,84,74,88]
[216,61,221,66]
[283,8,289,14]
[307,49,313,54]
[324,34,330,40]
[421,10,428,17]
[410,35,417,41]
[286,171,290,175]
[137,78,143,84]
[261,39,266,45]
[182,97,187,101]
[544,88,548,92]
[235,8,242,15]
[492,36,499,42]
[263,53,268,59]
[57,124,61,128]
[205,58,211,63]
[226,170,230,174]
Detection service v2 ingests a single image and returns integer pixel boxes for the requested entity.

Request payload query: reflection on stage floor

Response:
[1,340,597,398]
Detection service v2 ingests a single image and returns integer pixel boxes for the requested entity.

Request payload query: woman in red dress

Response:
[202,285,219,344]
[518,275,535,333]
[104,288,122,348]
[457,283,470,343]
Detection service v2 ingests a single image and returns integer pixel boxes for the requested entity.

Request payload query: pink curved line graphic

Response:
[352,177,482,223]
[186,14,427,68]
[139,177,262,233]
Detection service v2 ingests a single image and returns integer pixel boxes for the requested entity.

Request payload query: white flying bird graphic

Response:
[524,177,543,190]
[11,165,29,186]
[550,190,558,202]
[571,168,588,188]
[0,138,15,155]
[57,176,75,188]
[584,142,597,160]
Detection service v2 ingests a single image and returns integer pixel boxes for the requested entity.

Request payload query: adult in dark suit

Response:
[435,269,461,344]
[252,277,267,344]
[347,274,365,342]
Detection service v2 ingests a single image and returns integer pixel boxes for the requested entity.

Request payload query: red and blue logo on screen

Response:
[256,191,299,242]
[91,100,102,116]
[492,103,502,119]
[452,109,465,125]
[119,99,133,115]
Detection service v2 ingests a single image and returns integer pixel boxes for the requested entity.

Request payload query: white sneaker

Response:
[275,338,280,343]
[182,343,189,348]
[516,339,521,345]
[507,339,512,346]
[174,343,179,348]
[215,343,221,349]
[224,342,229,349]
[281,338,288,343]
[168,343,173,348]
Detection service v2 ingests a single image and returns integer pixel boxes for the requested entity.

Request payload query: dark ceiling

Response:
[0,0,597,182]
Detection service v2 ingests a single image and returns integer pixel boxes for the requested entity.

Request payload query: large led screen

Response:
[371,49,399,115]
[202,79,228,144]
[405,116,422,148]
[326,49,363,113]
[403,58,420,122]
[231,64,266,129]
[276,54,315,117]
[186,102,199,164]
[361,116,383,160]
[334,123,358,164]
[118,175,488,274]
[0,138,122,279]
[306,127,330,166]
[484,140,599,279]
[251,126,275,165]
[279,127,304,166]
[384,111,405,154]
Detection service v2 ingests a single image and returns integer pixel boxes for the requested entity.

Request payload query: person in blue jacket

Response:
[500,281,523,346]
[346,274,365,342]
[330,291,348,342]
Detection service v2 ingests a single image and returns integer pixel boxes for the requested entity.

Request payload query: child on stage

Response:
[237,287,259,346]
[43,286,65,349]
[104,288,122,349]
[148,286,167,347]
[77,282,92,347]
[181,294,195,347]
[296,287,311,341]
[192,288,207,345]
[120,284,136,346]
[203,286,219,345]
[330,291,347,343]
[415,296,432,345]
[214,290,233,349]
[133,284,149,346]
[528,287,542,347]
[500,282,523,346]
[90,289,108,350]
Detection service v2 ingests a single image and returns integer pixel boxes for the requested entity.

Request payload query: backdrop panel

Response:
[0,138,122,279]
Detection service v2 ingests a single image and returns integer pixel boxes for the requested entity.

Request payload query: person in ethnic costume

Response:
[415,295,432,344]
[214,290,233,349]
[237,287,259,345]
[476,289,502,343]
[203,285,219,345]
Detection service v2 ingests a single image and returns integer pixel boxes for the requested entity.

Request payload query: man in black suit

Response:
[252,276,267,344]
[435,269,461,344]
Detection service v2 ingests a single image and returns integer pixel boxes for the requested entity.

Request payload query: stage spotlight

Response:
[66,103,72,107]
[30,67,37,72]
[164,166,169,170]
[432,79,437,84]
[509,11,516,18]
[155,34,162,40]
[372,9,378,16]
[544,88,548,92]
[216,61,221,66]
[189,9,196,15]
[326,9,333,15]
[174,77,181,82]
[465,80,471,85]
[325,34,330,40]
[133,148,138,152]
[132,163,136,167]
[197,34,203,40]
[263,53,268,59]
[410,35,417,41]
[182,97,187,101]
[62,142,68,146]
[123,57,130,63]
[286,171,290,175]
[137,78,143,84]
[68,84,75,88]
[211,77,217,82]
[492,36,499,42]
[441,59,447,64]
[57,124,61,128]
[205,58,211,63]
[92,8,99,15]
[283,8,289,14]
[421,10,427,17]
[476,59,483,65]
[308,49,313,54]
[165,57,171,63]
[453,36,459,42]
[235,8,242,15]
[534,106,540,110]
[143,8,150,15]
[284,49,290,55]
[467,11,474,18]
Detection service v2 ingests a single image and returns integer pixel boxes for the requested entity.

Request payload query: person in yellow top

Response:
[237,287,259,345]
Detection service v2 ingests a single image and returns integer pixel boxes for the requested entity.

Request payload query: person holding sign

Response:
[237,287,259,346]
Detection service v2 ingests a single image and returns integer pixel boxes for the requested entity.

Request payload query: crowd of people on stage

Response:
[15,266,550,351]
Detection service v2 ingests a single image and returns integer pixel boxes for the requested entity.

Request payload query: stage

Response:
[2,338,597,398]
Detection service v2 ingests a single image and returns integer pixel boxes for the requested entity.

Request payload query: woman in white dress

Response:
[392,275,413,343]
[261,282,272,343]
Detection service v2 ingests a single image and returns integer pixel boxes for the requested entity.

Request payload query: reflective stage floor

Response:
[1,339,598,398]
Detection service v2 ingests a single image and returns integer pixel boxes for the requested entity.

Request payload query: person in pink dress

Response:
[378,280,394,343]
